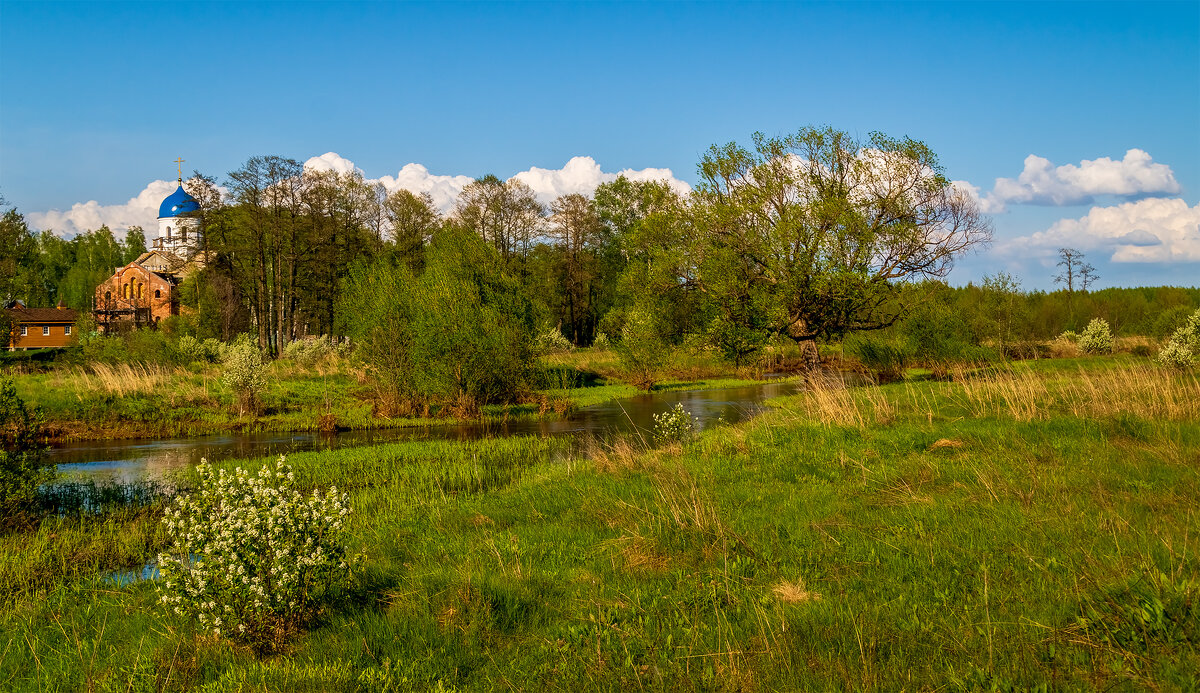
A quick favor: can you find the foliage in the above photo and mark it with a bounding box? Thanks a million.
[897,293,992,376]
[652,403,697,445]
[592,331,611,350]
[222,334,268,414]
[157,456,352,652]
[535,326,574,354]
[0,378,48,516]
[613,307,670,390]
[339,227,536,411]
[177,335,222,364]
[282,337,334,367]
[631,126,991,364]
[1156,308,1200,369]
[1077,318,1114,354]
[843,333,908,382]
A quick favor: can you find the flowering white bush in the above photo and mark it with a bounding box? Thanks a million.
[536,327,574,354]
[222,334,267,414]
[1157,308,1200,370]
[157,456,352,651]
[1077,318,1113,354]
[653,403,698,446]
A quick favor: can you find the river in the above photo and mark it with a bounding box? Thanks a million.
[51,379,817,483]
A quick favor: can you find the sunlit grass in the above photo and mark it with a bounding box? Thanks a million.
[2,356,1197,690]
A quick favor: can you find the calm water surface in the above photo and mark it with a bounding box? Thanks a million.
[52,379,824,483]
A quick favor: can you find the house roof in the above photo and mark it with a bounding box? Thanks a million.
[5,306,78,323]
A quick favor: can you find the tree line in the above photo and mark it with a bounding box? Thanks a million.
[4,127,1198,407]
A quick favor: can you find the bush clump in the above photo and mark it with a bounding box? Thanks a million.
[178,335,222,364]
[615,308,670,391]
[1156,308,1200,370]
[157,456,352,653]
[652,403,698,446]
[535,327,574,354]
[0,378,48,520]
[1077,318,1113,355]
[282,337,333,367]
[222,334,267,415]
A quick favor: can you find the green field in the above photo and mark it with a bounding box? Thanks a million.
[1,356,1197,690]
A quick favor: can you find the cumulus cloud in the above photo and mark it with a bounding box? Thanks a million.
[1004,197,1200,263]
[30,153,692,237]
[304,152,691,212]
[26,180,178,238]
[982,149,1180,212]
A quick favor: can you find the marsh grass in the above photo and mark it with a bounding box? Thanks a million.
[1,356,1197,690]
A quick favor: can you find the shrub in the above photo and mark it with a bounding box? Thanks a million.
[222,334,267,415]
[592,332,611,350]
[157,456,352,653]
[1057,330,1078,343]
[1156,308,1200,370]
[282,337,330,367]
[615,307,670,391]
[535,326,574,354]
[338,228,536,410]
[1077,318,1113,354]
[653,403,697,446]
[0,378,48,518]
[177,335,208,364]
[843,333,908,383]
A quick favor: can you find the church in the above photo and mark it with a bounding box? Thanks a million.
[94,164,206,332]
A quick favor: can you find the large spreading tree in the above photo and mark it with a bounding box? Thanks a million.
[642,126,992,363]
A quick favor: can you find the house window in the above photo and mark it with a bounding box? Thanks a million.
[42,326,50,336]
[65,325,72,336]
[20,326,27,336]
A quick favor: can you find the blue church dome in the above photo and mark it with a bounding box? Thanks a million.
[158,185,200,218]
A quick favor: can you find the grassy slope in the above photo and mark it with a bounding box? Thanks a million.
[1,358,1197,690]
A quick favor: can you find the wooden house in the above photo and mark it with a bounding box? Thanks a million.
[4,301,79,350]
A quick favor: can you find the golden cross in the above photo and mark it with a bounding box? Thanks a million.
[174,157,185,179]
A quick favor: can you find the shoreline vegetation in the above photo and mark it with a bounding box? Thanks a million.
[1,353,1197,690]
[6,347,797,443]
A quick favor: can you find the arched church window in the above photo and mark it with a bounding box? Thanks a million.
[181,228,187,241]
[166,226,172,239]
[138,284,144,299]
[155,289,161,299]
[105,291,111,301]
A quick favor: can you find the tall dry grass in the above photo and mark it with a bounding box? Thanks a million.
[954,363,1200,422]
[782,373,896,428]
[63,363,179,397]
[782,362,1199,427]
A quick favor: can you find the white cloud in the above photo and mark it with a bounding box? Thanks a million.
[30,153,693,236]
[304,152,691,212]
[984,149,1180,211]
[1005,197,1200,264]
[26,180,178,238]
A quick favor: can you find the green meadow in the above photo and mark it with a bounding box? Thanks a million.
[1,356,1197,691]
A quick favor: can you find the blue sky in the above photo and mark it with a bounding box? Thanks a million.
[2,1,1197,289]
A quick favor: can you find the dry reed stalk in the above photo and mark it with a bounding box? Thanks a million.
[950,363,1199,422]
[71,363,175,397]
[653,470,726,536]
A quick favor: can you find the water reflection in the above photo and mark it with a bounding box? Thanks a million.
[52,379,819,483]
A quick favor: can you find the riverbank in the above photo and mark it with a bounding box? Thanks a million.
[9,353,779,443]
[2,356,1196,690]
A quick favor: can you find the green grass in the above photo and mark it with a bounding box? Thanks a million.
[1,358,1197,690]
